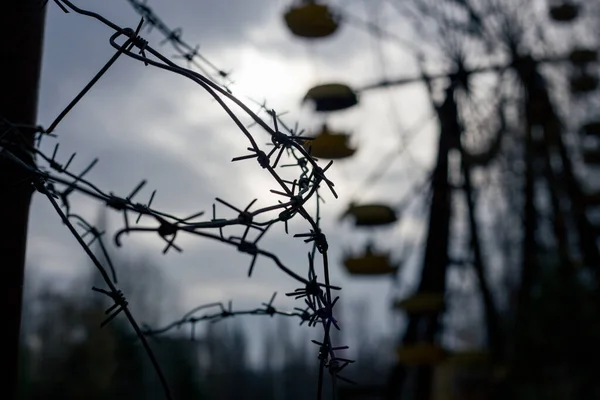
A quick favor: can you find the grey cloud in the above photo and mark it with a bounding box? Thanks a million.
[143,0,281,50]
[28,0,436,359]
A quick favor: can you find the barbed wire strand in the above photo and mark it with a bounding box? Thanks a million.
[120,0,427,210]
[124,0,235,91]
[0,1,360,398]
[142,294,313,338]
[33,178,174,399]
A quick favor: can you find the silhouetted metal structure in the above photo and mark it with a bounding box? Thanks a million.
[283,0,600,398]
[0,2,46,398]
[384,83,457,400]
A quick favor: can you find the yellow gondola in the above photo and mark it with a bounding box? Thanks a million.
[342,243,396,275]
[283,1,339,39]
[583,149,600,165]
[340,202,397,227]
[396,343,446,365]
[582,121,600,137]
[569,48,598,66]
[303,124,356,159]
[549,2,579,22]
[303,83,359,112]
[392,292,445,314]
[570,73,599,94]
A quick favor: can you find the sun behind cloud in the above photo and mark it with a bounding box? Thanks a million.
[228,47,314,104]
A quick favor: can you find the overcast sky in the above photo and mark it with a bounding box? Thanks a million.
[25,0,451,365]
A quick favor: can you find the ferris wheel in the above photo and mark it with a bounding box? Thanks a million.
[281,0,436,281]
[281,0,600,396]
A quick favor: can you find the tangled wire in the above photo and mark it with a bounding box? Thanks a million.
[1,0,354,398]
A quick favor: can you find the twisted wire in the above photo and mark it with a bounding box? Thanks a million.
[2,1,356,398]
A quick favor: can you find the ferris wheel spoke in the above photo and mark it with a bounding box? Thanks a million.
[332,7,422,55]
[346,113,436,202]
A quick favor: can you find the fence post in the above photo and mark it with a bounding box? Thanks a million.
[0,1,46,398]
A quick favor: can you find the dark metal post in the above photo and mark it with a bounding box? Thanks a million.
[0,1,46,398]
[460,145,504,362]
[385,85,456,400]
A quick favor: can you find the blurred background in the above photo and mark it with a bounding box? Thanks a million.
[15,0,600,399]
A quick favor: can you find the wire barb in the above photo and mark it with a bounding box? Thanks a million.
[7,1,349,399]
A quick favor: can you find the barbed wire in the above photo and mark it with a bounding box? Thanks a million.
[120,0,437,213]
[2,0,356,398]
[121,0,422,94]
[142,292,314,337]
[123,0,235,92]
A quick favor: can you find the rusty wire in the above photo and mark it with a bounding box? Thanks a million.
[1,0,354,398]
